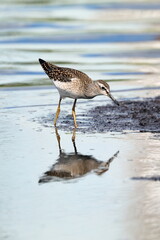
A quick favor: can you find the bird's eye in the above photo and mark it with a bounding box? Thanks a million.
[101,86,106,91]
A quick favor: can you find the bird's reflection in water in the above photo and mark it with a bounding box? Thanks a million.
[39,128,119,183]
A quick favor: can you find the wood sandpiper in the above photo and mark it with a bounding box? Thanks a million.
[39,58,119,128]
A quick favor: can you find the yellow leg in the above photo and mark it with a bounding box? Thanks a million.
[55,127,62,153]
[54,98,62,126]
[72,99,78,128]
[72,127,76,143]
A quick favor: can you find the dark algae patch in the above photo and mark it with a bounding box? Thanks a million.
[87,96,160,133]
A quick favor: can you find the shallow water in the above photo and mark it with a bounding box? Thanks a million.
[0,0,160,240]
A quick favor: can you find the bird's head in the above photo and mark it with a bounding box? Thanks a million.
[96,80,119,106]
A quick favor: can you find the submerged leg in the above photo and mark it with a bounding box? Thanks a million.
[54,97,62,126]
[72,128,77,154]
[72,99,78,128]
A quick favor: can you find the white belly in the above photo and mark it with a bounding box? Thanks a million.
[52,79,85,99]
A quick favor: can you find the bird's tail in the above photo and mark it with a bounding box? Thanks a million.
[39,58,56,79]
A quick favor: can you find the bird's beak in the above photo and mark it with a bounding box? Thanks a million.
[108,92,120,106]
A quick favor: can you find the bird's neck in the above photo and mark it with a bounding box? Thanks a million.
[85,81,100,98]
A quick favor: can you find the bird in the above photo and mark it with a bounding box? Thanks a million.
[39,58,119,128]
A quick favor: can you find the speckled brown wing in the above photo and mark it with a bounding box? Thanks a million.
[39,58,92,83]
